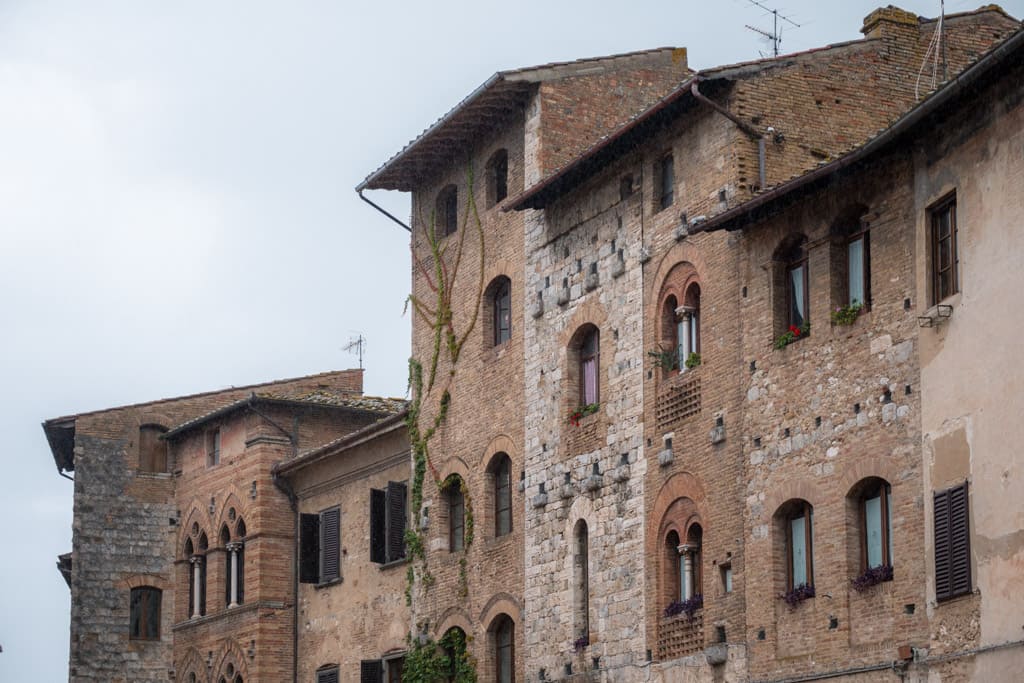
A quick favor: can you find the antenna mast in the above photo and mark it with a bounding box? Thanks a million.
[744,0,801,57]
[343,333,366,370]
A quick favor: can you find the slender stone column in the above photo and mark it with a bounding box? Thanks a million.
[190,555,203,618]
[227,543,241,607]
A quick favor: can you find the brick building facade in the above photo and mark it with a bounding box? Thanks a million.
[47,5,1023,683]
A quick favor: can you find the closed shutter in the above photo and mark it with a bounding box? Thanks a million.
[934,482,971,601]
[386,481,407,562]
[300,513,320,584]
[370,488,386,564]
[320,507,341,582]
[360,659,383,683]
[949,482,971,598]
[315,666,339,683]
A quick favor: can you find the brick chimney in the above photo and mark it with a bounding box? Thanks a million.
[862,5,920,39]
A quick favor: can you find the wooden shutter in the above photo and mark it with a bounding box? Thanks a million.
[299,513,320,584]
[320,507,341,582]
[949,483,971,598]
[386,481,407,562]
[360,660,383,683]
[316,666,339,683]
[934,482,971,601]
[370,488,386,564]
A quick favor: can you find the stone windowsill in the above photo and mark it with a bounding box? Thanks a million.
[172,601,260,631]
[378,557,409,572]
[314,576,343,590]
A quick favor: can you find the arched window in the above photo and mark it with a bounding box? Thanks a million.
[492,615,515,683]
[681,524,703,600]
[218,663,243,683]
[129,586,161,640]
[441,627,468,679]
[492,277,512,346]
[576,327,600,406]
[186,532,208,618]
[446,477,465,552]
[490,453,513,537]
[487,149,509,207]
[677,284,701,370]
[574,520,590,641]
[854,479,893,572]
[436,184,458,236]
[222,519,246,607]
[779,500,813,590]
[665,530,682,600]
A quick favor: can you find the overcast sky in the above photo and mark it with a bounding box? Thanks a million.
[1,1,1020,679]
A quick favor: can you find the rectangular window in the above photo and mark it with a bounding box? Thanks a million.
[450,487,465,552]
[206,429,220,467]
[930,194,958,304]
[847,231,870,306]
[370,481,408,564]
[787,262,808,329]
[934,482,971,602]
[790,515,808,586]
[360,660,383,683]
[300,507,341,585]
[721,564,733,593]
[385,656,405,683]
[658,154,675,211]
[129,587,161,640]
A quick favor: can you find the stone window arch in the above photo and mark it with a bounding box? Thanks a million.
[655,262,701,376]
[221,518,246,608]
[183,528,208,618]
[489,613,515,683]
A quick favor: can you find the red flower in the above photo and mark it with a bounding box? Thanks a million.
[789,325,801,337]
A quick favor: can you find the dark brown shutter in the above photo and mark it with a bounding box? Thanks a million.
[370,489,386,564]
[360,660,383,683]
[949,482,971,598]
[386,481,407,562]
[316,666,339,683]
[300,513,320,583]
[320,507,341,582]
[933,488,951,600]
[934,482,971,601]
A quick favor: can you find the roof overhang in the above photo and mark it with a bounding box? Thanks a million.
[43,418,76,473]
[273,410,409,478]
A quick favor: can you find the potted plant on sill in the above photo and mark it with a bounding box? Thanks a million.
[851,564,893,592]
[568,402,599,427]
[664,594,703,619]
[831,301,864,326]
[779,583,815,607]
[684,352,701,370]
[648,348,678,373]
[774,322,810,350]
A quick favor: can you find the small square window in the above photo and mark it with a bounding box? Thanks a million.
[720,564,733,593]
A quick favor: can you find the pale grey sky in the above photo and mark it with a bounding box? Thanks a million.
[2,1,1019,679]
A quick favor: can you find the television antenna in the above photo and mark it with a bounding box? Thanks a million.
[343,333,366,369]
[744,0,801,58]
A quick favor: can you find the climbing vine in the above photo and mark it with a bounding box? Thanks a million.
[403,168,485,617]
[403,627,477,683]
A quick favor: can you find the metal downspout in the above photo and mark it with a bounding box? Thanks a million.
[690,78,767,190]
[358,191,413,232]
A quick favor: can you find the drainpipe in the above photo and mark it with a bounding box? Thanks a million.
[690,78,768,190]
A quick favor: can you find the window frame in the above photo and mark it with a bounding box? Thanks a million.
[494,616,515,683]
[578,328,600,406]
[658,153,675,211]
[206,428,221,467]
[370,481,407,565]
[448,480,466,553]
[493,278,512,346]
[129,586,162,640]
[930,193,959,305]
[786,252,810,331]
[493,455,512,537]
[860,481,893,571]
[488,149,509,207]
[785,501,814,591]
[436,185,458,237]
[316,664,340,683]
[846,223,871,308]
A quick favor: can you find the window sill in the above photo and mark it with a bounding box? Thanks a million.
[314,576,343,590]
[378,557,409,571]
